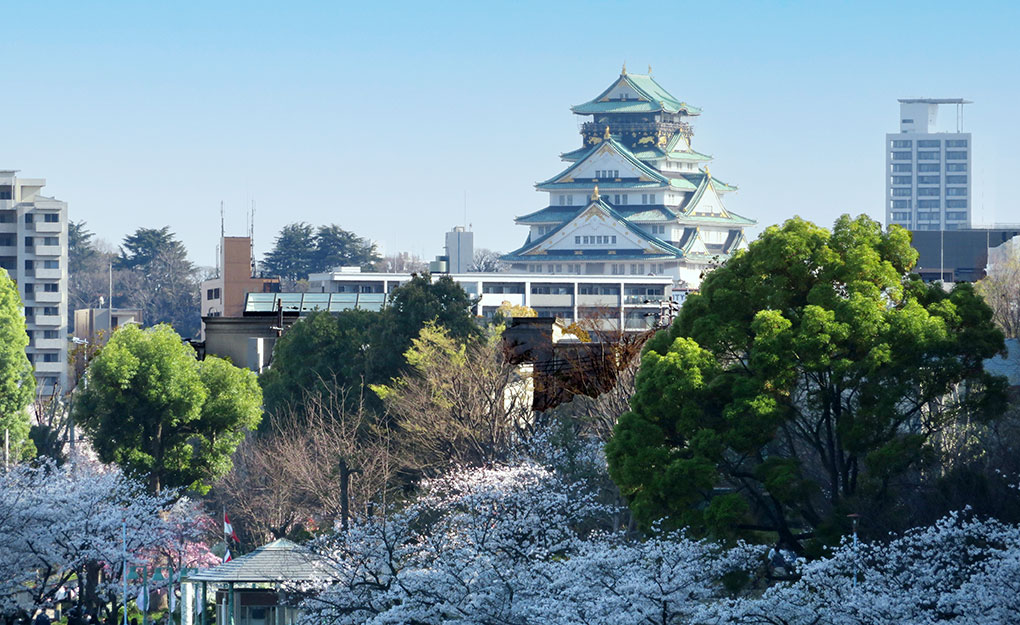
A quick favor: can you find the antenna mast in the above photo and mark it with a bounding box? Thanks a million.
[250,200,256,278]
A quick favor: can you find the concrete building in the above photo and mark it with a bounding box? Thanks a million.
[0,171,68,394]
[909,227,1020,282]
[444,226,474,273]
[200,236,280,338]
[887,99,972,231]
[503,67,754,287]
[306,268,677,332]
[73,307,143,345]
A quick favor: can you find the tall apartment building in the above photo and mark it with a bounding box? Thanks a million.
[886,99,972,231]
[0,171,68,394]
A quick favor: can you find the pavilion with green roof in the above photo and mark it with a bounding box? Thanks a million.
[503,66,754,288]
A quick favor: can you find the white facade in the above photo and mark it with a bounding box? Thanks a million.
[886,99,972,230]
[307,269,679,332]
[0,171,68,394]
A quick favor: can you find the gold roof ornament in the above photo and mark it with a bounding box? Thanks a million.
[604,125,611,139]
[648,64,652,75]
[705,166,712,179]
[592,185,600,201]
[621,62,627,75]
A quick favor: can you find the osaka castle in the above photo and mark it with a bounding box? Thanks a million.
[503,67,754,287]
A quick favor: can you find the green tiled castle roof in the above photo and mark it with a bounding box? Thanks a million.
[571,72,701,116]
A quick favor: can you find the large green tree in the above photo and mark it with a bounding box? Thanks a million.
[0,268,36,460]
[606,215,1008,553]
[261,273,479,417]
[113,227,201,337]
[262,223,380,281]
[74,324,262,493]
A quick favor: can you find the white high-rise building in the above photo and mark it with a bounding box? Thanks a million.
[886,99,972,231]
[0,171,68,394]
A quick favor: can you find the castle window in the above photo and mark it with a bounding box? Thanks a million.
[620,195,628,205]
[567,195,573,206]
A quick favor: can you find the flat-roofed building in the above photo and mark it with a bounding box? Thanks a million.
[887,99,973,231]
[0,170,68,395]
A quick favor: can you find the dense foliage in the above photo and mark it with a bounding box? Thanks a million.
[0,268,35,460]
[607,215,1008,553]
[262,222,380,281]
[70,223,202,338]
[261,273,478,417]
[74,324,262,493]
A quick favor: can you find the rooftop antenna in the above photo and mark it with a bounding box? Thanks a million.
[220,200,225,239]
[250,200,257,278]
[463,190,467,228]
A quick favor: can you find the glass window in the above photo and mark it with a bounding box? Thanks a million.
[946,211,968,220]
[24,214,33,224]
[918,139,941,148]
[43,283,57,292]
[43,306,58,315]
[43,214,59,223]
[946,139,968,148]
[891,140,912,148]
[574,236,580,244]
[891,200,910,208]
[891,176,912,185]
[566,195,573,206]
[946,199,968,208]
[917,176,940,184]
[917,151,940,161]
[43,260,58,269]
[946,175,967,184]
[917,188,939,196]
[918,200,940,208]
[891,189,912,197]
[946,188,967,196]
[43,330,58,339]
[892,212,911,221]
[892,164,912,172]
[891,151,911,161]
[947,163,967,172]
[946,151,967,160]
[620,195,628,205]
[918,163,940,172]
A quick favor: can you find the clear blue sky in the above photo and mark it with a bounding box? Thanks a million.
[3,1,1018,268]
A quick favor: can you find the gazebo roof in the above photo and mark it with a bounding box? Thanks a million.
[185,539,333,583]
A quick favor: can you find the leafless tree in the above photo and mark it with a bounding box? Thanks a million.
[375,323,533,477]
[976,242,1020,338]
[214,384,394,546]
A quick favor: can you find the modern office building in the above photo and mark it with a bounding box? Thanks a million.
[503,67,754,288]
[0,171,68,394]
[886,99,972,231]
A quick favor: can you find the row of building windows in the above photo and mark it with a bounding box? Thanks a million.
[893,174,968,184]
[891,209,969,222]
[594,170,620,179]
[891,151,968,161]
[526,264,585,273]
[24,282,59,293]
[23,236,60,246]
[24,259,59,269]
[889,199,968,209]
[576,235,617,245]
[891,139,970,148]
[25,306,60,316]
[892,163,968,173]
[891,188,968,198]
[26,329,61,339]
[648,225,666,235]
[609,263,651,275]
[640,194,657,204]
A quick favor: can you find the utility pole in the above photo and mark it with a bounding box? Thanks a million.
[338,457,360,532]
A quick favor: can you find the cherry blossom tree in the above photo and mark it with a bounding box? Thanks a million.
[0,460,211,619]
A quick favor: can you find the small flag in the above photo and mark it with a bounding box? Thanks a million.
[136,587,148,611]
[223,546,231,563]
[224,512,239,543]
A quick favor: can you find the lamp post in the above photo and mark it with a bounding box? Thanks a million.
[848,513,861,590]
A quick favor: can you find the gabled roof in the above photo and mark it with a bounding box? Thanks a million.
[537,135,669,189]
[676,175,755,226]
[571,72,701,116]
[503,198,687,261]
[185,539,333,583]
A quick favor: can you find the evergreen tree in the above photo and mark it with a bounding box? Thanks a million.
[262,222,316,281]
[0,269,36,461]
[314,224,379,273]
[74,324,261,493]
[607,215,1008,553]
